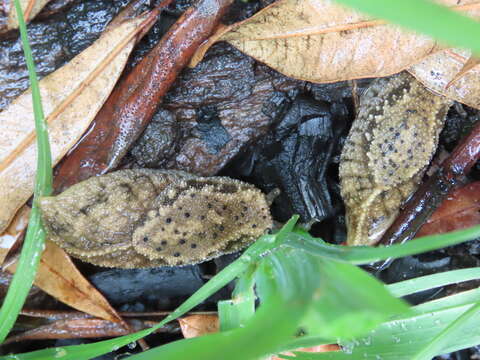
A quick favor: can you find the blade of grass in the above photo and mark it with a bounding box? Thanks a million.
[0,0,52,343]
[412,302,480,359]
[1,218,299,360]
[388,267,480,298]
[218,263,256,331]
[287,225,480,264]
[334,0,480,55]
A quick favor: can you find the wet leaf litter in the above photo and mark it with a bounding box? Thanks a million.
[2,0,480,358]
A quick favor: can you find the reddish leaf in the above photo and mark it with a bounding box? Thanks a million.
[417,181,480,237]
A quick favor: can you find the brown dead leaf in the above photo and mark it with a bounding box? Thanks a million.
[178,314,219,338]
[417,182,480,237]
[409,48,480,109]
[1,0,52,34]
[192,0,480,83]
[0,14,151,234]
[3,318,131,344]
[269,344,340,359]
[6,241,122,323]
[0,205,30,265]
[445,55,480,89]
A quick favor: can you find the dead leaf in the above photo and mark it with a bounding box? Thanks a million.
[0,205,30,265]
[0,14,151,234]
[192,0,480,83]
[417,182,480,237]
[178,314,219,338]
[6,241,122,323]
[3,318,132,344]
[445,55,480,89]
[1,0,52,34]
[409,48,480,109]
[269,344,340,359]
[53,0,234,192]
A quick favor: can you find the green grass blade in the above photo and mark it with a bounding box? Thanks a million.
[412,287,480,315]
[334,0,480,55]
[1,219,298,360]
[0,0,53,343]
[218,264,256,331]
[128,295,305,360]
[300,257,408,339]
[287,225,480,264]
[388,267,480,298]
[413,302,480,359]
[128,245,317,360]
[284,303,480,360]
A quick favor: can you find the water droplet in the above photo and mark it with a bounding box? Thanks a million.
[341,342,354,354]
[54,348,67,358]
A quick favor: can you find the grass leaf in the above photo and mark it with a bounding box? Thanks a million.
[287,225,480,264]
[0,0,52,343]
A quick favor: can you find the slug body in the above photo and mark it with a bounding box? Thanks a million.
[339,72,451,246]
[40,169,272,268]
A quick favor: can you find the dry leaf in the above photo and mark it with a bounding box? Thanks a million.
[3,318,130,344]
[1,0,52,34]
[178,314,219,338]
[0,14,149,234]
[417,182,480,237]
[192,0,480,83]
[269,344,340,359]
[5,241,122,323]
[0,205,30,265]
[409,48,480,109]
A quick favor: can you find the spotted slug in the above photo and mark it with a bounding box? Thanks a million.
[339,72,452,246]
[39,169,272,268]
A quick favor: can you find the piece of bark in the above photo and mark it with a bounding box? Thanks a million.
[54,0,235,193]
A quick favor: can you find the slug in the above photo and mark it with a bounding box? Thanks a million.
[39,169,272,268]
[339,72,452,246]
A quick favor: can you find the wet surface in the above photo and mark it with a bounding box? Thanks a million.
[0,0,130,111]
[128,42,302,175]
[1,0,480,358]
